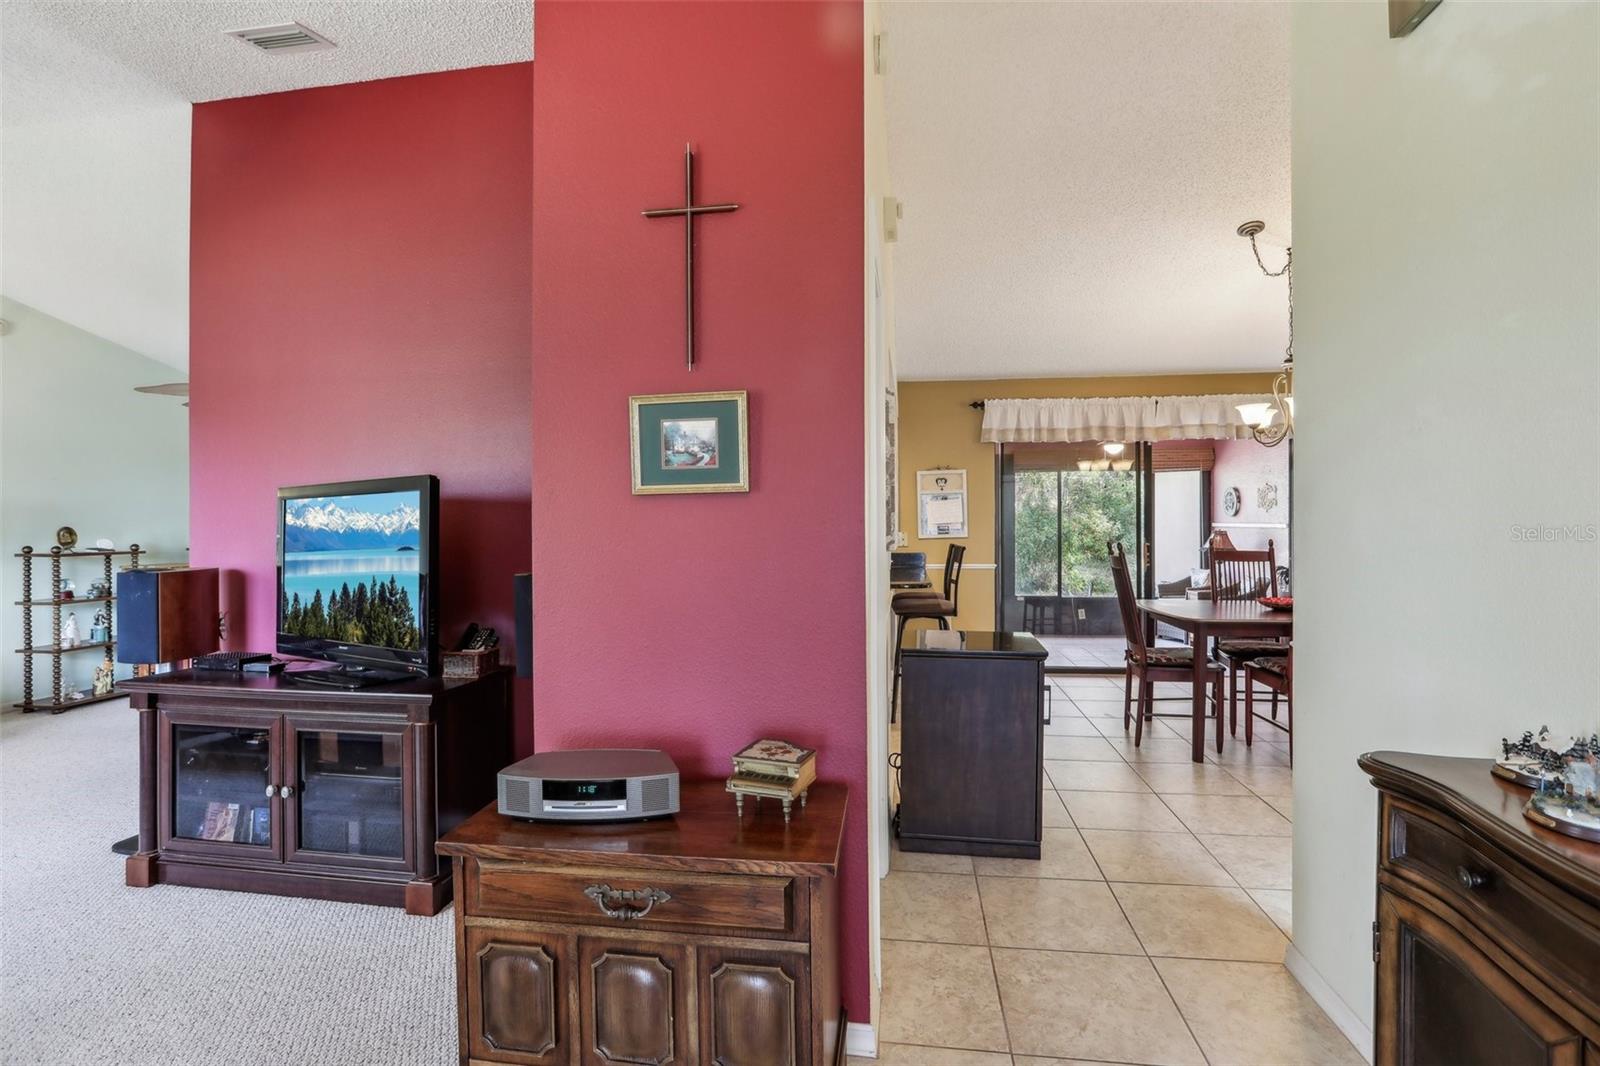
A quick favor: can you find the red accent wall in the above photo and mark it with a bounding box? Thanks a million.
[190,64,534,751]
[530,0,867,1021]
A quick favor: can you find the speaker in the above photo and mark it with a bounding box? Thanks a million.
[513,572,532,678]
[117,568,221,664]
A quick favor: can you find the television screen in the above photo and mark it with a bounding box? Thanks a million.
[277,476,438,673]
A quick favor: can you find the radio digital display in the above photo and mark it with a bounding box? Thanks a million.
[543,778,627,803]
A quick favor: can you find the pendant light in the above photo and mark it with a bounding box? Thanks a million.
[1235,220,1293,447]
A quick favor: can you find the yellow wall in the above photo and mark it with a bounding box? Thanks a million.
[896,373,1279,631]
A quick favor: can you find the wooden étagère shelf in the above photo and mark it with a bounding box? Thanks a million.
[13,544,142,713]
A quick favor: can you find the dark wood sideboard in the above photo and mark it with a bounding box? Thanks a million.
[437,780,847,1066]
[120,667,512,915]
[1361,751,1600,1066]
[898,630,1046,858]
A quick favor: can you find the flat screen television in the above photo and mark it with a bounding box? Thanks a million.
[276,475,440,676]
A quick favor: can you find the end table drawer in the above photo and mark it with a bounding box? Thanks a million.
[471,860,795,935]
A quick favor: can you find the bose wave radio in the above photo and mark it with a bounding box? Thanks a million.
[497,749,680,823]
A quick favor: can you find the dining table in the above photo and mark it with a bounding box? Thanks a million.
[1134,598,1293,762]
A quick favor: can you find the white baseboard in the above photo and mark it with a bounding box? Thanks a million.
[845,1020,877,1058]
[1284,944,1374,1064]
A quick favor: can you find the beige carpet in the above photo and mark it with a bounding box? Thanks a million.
[0,698,456,1065]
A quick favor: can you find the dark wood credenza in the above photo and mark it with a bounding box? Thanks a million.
[437,780,846,1066]
[120,667,512,915]
[898,630,1046,858]
[1362,751,1600,1066]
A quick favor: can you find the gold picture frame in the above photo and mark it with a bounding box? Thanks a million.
[629,390,750,495]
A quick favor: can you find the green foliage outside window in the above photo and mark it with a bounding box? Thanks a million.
[1013,469,1138,597]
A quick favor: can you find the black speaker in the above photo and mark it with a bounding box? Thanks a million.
[118,568,221,664]
[513,572,532,678]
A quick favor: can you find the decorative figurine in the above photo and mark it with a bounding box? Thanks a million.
[92,661,114,697]
[94,537,115,551]
[1517,729,1600,842]
[59,578,75,601]
[60,612,81,647]
[90,605,111,645]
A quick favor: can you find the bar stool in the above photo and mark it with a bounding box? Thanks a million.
[890,543,964,723]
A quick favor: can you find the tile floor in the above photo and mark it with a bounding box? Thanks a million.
[859,676,1360,1066]
[1036,634,1188,672]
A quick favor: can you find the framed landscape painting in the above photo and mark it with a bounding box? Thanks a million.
[629,390,749,494]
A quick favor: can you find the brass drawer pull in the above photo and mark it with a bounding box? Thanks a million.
[1457,865,1490,890]
[583,883,671,921]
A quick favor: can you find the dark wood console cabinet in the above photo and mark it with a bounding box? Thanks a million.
[437,780,846,1066]
[121,667,512,915]
[1362,751,1600,1066]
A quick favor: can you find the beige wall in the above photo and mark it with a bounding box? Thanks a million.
[1290,1,1598,1054]
[896,373,1277,631]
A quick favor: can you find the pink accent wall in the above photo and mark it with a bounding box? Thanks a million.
[189,64,534,750]
[530,0,868,1020]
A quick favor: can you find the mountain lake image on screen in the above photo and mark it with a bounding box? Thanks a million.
[279,491,423,652]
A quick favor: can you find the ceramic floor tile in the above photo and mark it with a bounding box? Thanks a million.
[1103,736,1210,764]
[1155,958,1366,1065]
[1070,699,1129,719]
[881,870,988,945]
[1080,829,1235,886]
[1014,1059,1118,1066]
[1228,763,1295,798]
[1112,882,1289,962]
[1266,793,1294,821]
[1206,741,1292,768]
[1161,793,1293,836]
[1134,761,1252,796]
[1045,759,1150,793]
[1249,888,1294,937]
[879,940,1009,1052]
[892,843,975,874]
[972,827,1103,880]
[1199,833,1292,890]
[979,876,1143,954]
[1041,788,1074,827]
[991,948,1205,1065]
[1060,790,1187,832]
[1043,735,1123,761]
[1043,714,1104,737]
[850,1044,1012,1065]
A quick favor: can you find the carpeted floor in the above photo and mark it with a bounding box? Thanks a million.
[0,698,457,1065]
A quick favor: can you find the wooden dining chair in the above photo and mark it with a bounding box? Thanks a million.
[890,543,965,722]
[1108,541,1224,749]
[1209,540,1289,735]
[1243,647,1292,763]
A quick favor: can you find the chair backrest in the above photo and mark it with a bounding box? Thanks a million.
[940,543,966,611]
[1210,540,1279,601]
[1107,540,1148,663]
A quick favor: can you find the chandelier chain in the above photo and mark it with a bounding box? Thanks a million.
[1246,231,1293,365]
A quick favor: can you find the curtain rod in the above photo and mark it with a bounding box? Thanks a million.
[969,401,986,409]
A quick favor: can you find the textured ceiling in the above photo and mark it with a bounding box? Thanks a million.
[0,1,533,372]
[883,1,1290,380]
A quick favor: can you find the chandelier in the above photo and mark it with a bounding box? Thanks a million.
[1076,442,1136,473]
[1235,220,1293,447]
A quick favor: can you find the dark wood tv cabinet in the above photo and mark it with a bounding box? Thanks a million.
[437,780,847,1066]
[1362,751,1600,1066]
[121,667,512,915]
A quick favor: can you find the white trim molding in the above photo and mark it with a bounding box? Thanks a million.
[845,1021,877,1058]
[1284,944,1374,1064]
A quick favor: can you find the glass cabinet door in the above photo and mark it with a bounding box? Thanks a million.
[167,720,278,853]
[286,723,410,867]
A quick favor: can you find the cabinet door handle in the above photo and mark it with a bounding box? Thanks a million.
[1457,865,1489,890]
[265,784,277,798]
[583,883,671,921]
[279,785,294,799]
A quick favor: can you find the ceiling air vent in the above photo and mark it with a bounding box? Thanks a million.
[226,22,335,54]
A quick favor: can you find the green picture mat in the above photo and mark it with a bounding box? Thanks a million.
[635,397,744,487]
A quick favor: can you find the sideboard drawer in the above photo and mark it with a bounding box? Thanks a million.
[1385,797,1600,1005]
[470,860,795,935]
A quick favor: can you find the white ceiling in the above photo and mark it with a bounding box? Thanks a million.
[0,2,533,372]
[883,1,1291,381]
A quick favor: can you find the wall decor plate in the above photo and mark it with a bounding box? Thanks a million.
[1222,487,1242,517]
[629,390,748,494]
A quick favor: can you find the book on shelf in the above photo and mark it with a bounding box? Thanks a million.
[199,801,240,842]
[245,806,270,844]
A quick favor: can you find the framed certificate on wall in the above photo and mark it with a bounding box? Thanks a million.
[916,469,968,539]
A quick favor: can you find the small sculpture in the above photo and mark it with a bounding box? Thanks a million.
[92,661,114,697]
[90,605,111,645]
[60,612,81,647]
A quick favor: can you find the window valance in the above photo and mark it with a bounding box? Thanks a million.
[979,394,1281,444]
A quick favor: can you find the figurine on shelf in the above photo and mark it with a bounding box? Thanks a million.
[60,612,81,647]
[87,580,112,600]
[90,605,111,645]
[92,661,114,697]
[59,578,76,601]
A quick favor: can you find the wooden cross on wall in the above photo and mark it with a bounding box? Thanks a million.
[643,144,740,371]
